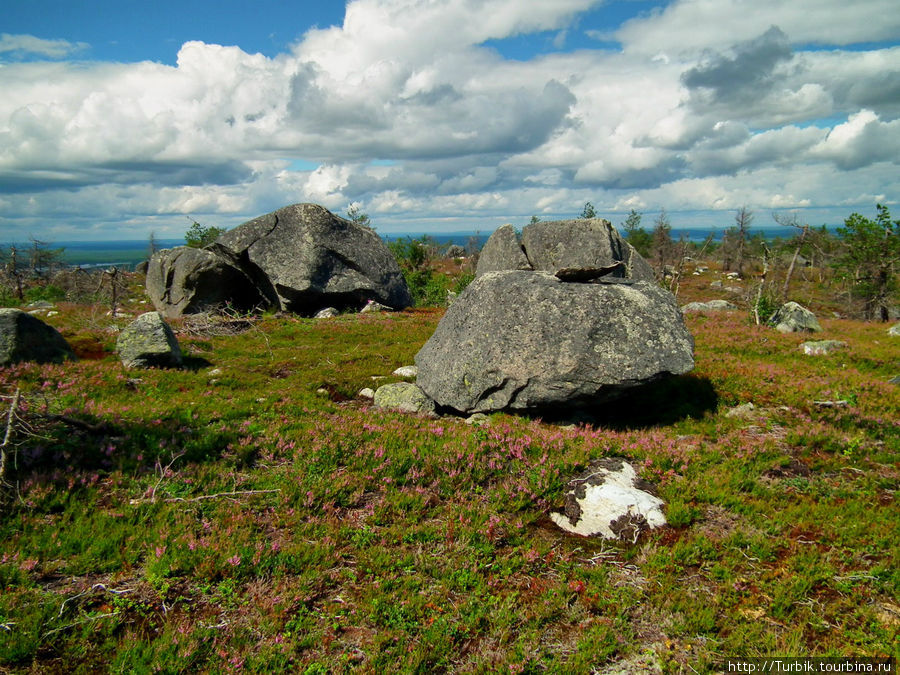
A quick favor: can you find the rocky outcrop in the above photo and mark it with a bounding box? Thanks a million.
[550,458,666,541]
[147,204,412,317]
[768,302,822,333]
[414,271,694,414]
[0,309,76,366]
[475,219,654,281]
[116,312,183,369]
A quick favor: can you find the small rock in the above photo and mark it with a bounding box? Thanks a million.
[360,300,391,313]
[465,413,489,426]
[208,368,223,377]
[800,340,847,355]
[116,312,182,369]
[768,301,822,333]
[46,311,59,317]
[373,382,436,415]
[314,307,339,319]
[358,387,375,399]
[392,365,418,378]
[889,375,900,385]
[316,388,329,396]
[888,323,900,337]
[725,402,756,418]
[550,458,666,541]
[26,300,56,309]
[681,300,738,313]
[710,280,723,289]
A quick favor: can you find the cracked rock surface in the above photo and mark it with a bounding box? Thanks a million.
[147,204,411,317]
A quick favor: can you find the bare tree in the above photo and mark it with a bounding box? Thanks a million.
[773,212,809,300]
[733,206,753,278]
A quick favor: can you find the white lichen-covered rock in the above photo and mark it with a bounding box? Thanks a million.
[392,365,418,378]
[358,387,375,399]
[681,300,738,313]
[888,323,900,337]
[768,301,822,333]
[551,458,666,542]
[800,340,847,355]
[314,307,339,318]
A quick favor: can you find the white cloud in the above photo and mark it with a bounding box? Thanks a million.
[0,0,897,240]
[0,33,89,59]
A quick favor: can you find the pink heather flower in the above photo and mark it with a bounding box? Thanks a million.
[154,546,166,558]
[227,555,242,567]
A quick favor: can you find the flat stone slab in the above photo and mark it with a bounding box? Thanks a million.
[550,457,666,541]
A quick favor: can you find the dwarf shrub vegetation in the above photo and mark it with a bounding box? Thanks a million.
[0,219,897,672]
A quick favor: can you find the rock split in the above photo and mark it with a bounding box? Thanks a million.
[147,203,412,318]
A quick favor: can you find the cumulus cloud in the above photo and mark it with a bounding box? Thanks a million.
[0,0,898,239]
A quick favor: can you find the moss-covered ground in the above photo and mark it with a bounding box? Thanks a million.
[0,263,897,673]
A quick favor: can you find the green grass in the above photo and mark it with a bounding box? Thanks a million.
[0,266,897,673]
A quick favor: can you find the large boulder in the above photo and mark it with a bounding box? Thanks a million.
[215,203,411,314]
[768,301,822,333]
[146,204,412,317]
[414,271,694,414]
[475,218,655,282]
[0,309,76,366]
[146,247,267,318]
[116,312,183,369]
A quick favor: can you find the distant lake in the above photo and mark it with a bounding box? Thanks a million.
[17,225,818,268]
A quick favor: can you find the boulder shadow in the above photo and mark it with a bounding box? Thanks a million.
[538,373,719,430]
[181,355,214,371]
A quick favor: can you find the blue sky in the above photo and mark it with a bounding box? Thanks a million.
[1,0,899,240]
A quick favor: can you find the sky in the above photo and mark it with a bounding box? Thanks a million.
[1,0,899,241]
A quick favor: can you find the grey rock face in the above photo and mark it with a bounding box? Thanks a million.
[475,224,532,275]
[550,457,666,541]
[476,219,655,282]
[373,382,436,415]
[217,203,411,314]
[769,301,822,333]
[117,312,183,369]
[521,219,655,281]
[146,204,411,317]
[414,271,694,414]
[146,247,265,318]
[0,309,76,366]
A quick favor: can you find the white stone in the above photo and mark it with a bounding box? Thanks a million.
[358,387,375,399]
[392,365,418,378]
[551,459,666,541]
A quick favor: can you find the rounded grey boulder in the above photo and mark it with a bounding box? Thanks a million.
[768,301,822,333]
[117,312,183,369]
[414,271,695,414]
[0,309,76,366]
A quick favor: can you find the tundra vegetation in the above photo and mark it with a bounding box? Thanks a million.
[0,207,897,673]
